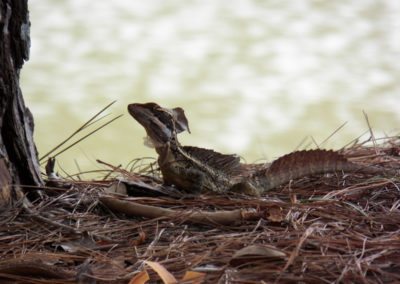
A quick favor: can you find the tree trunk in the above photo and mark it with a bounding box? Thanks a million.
[0,0,42,207]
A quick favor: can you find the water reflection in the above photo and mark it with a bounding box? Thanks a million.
[22,1,400,176]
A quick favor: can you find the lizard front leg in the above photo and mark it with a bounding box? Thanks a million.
[229,181,261,197]
[161,165,207,194]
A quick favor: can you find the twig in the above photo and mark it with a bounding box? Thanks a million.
[320,121,348,147]
[99,195,260,225]
[39,101,117,162]
[23,203,82,235]
[363,111,378,154]
[44,114,123,162]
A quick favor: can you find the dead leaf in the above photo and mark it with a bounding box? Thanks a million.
[181,271,205,283]
[290,192,297,204]
[105,181,127,195]
[130,230,146,246]
[267,205,284,222]
[230,245,286,267]
[59,234,98,253]
[129,270,150,284]
[144,261,177,284]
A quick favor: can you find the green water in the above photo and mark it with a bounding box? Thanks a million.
[21,1,400,178]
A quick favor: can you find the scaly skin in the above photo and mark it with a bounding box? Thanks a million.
[128,102,397,196]
[232,149,396,196]
[128,103,240,193]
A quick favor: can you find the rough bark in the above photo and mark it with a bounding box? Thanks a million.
[0,0,42,207]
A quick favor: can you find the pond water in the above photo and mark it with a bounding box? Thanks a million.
[22,0,400,177]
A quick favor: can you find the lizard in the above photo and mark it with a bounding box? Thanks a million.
[128,102,397,196]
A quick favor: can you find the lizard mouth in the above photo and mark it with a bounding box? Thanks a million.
[128,102,191,148]
[128,103,174,147]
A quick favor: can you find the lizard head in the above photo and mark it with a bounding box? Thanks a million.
[128,102,190,148]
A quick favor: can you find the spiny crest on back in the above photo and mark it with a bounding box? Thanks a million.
[182,146,242,174]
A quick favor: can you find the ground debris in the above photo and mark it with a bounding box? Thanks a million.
[1,138,399,283]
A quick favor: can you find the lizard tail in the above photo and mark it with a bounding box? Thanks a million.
[259,149,396,192]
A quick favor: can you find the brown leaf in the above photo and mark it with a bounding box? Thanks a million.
[230,245,286,267]
[144,261,177,284]
[181,271,206,283]
[129,270,150,284]
[267,205,284,222]
[130,230,146,246]
[105,181,128,195]
[59,234,98,253]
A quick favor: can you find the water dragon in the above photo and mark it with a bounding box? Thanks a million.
[128,102,397,196]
